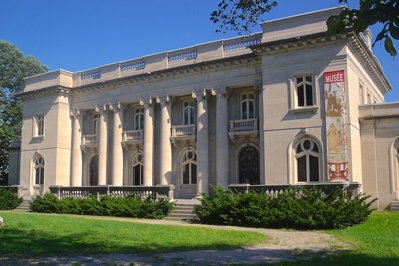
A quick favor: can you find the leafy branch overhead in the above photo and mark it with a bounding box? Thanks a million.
[211,0,399,56]
[210,0,278,33]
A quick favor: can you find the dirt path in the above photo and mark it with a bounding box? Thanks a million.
[0,216,348,265]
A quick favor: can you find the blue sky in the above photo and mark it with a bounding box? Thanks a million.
[1,0,398,101]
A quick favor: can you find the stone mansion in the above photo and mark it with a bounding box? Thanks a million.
[8,7,399,210]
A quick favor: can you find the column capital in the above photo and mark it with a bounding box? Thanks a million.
[69,109,81,119]
[95,104,107,114]
[109,102,122,113]
[140,98,153,107]
[192,90,207,101]
[156,95,170,106]
[211,88,228,98]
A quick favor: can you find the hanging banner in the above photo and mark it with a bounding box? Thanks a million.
[324,70,349,182]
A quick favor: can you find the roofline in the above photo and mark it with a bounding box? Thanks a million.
[261,6,345,25]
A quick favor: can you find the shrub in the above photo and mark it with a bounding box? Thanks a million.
[194,186,375,230]
[0,187,23,210]
[30,193,174,219]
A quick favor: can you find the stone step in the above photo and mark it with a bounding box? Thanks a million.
[390,201,399,211]
[166,201,200,220]
[15,200,31,212]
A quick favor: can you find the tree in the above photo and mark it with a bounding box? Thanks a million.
[0,40,47,185]
[211,0,399,56]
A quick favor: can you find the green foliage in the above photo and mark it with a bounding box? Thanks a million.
[0,40,47,185]
[30,193,174,219]
[212,1,399,56]
[194,186,375,230]
[210,0,278,33]
[327,0,399,56]
[0,187,22,210]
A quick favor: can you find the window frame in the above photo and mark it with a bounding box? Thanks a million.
[289,73,318,113]
[240,92,256,120]
[182,100,196,125]
[181,149,197,185]
[132,152,144,185]
[33,154,45,185]
[33,114,45,138]
[134,107,144,130]
[295,138,321,183]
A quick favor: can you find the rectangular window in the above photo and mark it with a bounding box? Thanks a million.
[183,100,195,125]
[35,115,44,136]
[240,92,255,120]
[295,75,314,107]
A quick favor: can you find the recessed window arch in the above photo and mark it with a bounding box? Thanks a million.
[134,108,144,130]
[181,149,197,185]
[240,92,255,120]
[295,137,320,182]
[33,154,45,185]
[183,100,196,125]
[238,145,260,185]
[132,152,144,185]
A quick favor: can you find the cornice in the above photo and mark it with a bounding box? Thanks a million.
[16,86,71,100]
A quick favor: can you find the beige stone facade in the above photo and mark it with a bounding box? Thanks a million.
[13,7,397,209]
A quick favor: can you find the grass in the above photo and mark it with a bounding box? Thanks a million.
[0,211,266,257]
[274,211,399,266]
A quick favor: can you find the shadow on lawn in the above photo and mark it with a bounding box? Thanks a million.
[0,227,251,257]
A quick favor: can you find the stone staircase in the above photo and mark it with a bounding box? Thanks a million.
[390,201,399,211]
[165,199,200,221]
[15,199,31,212]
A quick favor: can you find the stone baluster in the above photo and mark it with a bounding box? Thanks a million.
[70,109,83,186]
[157,96,172,185]
[193,90,209,196]
[110,103,123,186]
[141,99,154,186]
[96,105,108,185]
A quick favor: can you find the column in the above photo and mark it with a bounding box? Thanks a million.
[194,90,209,196]
[213,89,229,188]
[110,103,123,186]
[70,109,82,186]
[141,99,154,186]
[96,105,108,185]
[157,96,172,185]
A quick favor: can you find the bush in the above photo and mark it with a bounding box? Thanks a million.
[194,186,375,230]
[0,187,22,210]
[30,193,174,219]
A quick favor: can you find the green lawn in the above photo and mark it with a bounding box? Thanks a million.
[0,211,266,256]
[275,211,399,266]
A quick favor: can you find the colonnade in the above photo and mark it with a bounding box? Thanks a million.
[69,89,230,196]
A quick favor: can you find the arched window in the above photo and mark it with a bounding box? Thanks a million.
[132,153,144,185]
[182,149,197,184]
[34,154,45,185]
[134,108,144,130]
[238,145,260,185]
[183,101,195,125]
[295,138,320,182]
[92,114,99,135]
[240,93,255,120]
[89,155,98,186]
